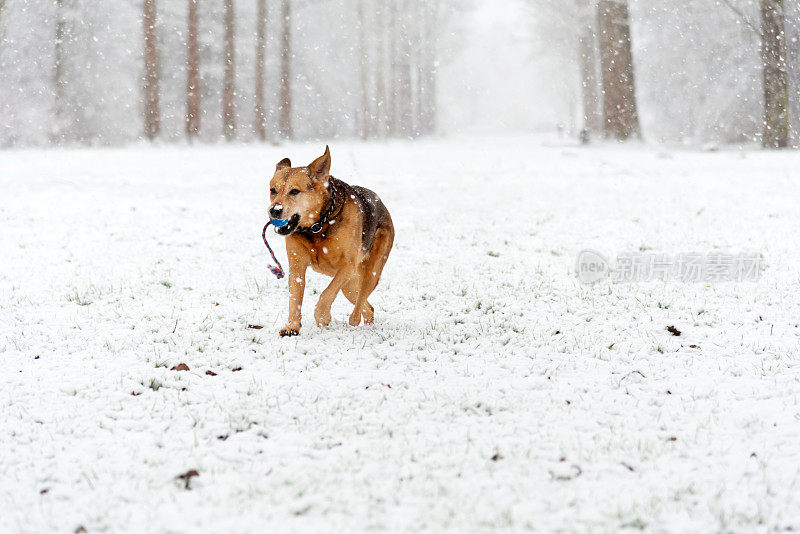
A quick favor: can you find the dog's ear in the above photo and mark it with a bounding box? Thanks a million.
[276,158,291,171]
[307,146,331,181]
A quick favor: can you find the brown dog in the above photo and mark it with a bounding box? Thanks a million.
[268,146,394,336]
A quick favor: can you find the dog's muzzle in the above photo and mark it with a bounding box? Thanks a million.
[269,204,284,219]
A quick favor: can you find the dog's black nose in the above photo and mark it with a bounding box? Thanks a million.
[269,205,283,219]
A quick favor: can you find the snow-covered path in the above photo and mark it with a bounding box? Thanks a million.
[2,137,800,532]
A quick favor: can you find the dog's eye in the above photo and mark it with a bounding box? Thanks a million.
[288,189,301,196]
[269,188,277,195]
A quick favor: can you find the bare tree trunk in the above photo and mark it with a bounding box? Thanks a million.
[579,21,600,136]
[789,2,800,146]
[761,0,789,148]
[54,0,67,143]
[222,0,236,140]
[186,0,200,139]
[143,0,160,140]
[415,0,425,136]
[387,0,398,137]
[254,0,267,141]
[423,63,437,135]
[397,0,412,137]
[375,3,387,138]
[420,0,438,135]
[0,1,7,40]
[279,0,292,140]
[597,0,640,140]
[358,0,369,140]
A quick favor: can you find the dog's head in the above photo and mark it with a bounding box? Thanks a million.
[268,146,332,236]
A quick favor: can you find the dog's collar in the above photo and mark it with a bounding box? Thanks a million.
[298,176,341,235]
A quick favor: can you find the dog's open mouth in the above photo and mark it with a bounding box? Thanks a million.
[274,214,301,235]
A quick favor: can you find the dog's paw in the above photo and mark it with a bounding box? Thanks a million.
[362,307,374,324]
[348,311,362,327]
[314,308,331,327]
[279,326,300,337]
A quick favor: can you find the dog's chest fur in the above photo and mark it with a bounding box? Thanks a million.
[288,178,390,277]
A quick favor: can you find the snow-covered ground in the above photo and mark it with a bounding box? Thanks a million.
[2,136,800,532]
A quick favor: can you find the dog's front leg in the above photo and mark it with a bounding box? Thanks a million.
[314,268,355,327]
[280,242,308,337]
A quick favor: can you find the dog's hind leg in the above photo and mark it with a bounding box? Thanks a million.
[346,271,370,327]
[345,227,394,326]
[315,267,355,327]
[342,282,374,323]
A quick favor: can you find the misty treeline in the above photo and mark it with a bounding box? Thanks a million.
[0,0,448,147]
[532,0,800,148]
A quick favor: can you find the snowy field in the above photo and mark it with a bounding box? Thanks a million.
[3,136,800,532]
